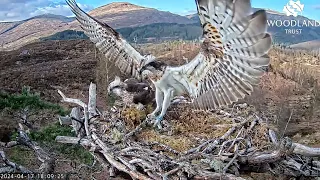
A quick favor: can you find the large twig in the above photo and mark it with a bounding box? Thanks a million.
[0,141,19,148]
[88,82,98,119]
[100,151,152,180]
[202,126,237,153]
[57,90,87,108]
[238,138,293,164]
[58,90,90,137]
[292,143,320,157]
[55,136,92,147]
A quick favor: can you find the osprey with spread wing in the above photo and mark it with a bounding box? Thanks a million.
[66,0,271,128]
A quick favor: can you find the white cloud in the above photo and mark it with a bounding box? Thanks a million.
[0,0,93,22]
[176,9,197,16]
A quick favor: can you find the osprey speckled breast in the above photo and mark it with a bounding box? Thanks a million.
[66,0,271,128]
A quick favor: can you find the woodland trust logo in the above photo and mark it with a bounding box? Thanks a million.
[267,0,320,35]
[283,0,304,17]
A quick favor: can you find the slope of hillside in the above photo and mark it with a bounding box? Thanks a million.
[0,22,20,36]
[0,14,73,50]
[290,40,320,50]
[42,23,202,43]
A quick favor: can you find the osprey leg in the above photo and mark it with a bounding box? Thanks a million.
[154,88,174,127]
[148,88,163,117]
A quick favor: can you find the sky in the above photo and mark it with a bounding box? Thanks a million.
[0,0,319,22]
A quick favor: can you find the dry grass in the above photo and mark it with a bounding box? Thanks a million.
[137,130,194,153]
[129,105,233,152]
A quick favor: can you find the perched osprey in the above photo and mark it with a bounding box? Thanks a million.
[66,0,271,128]
[107,76,155,108]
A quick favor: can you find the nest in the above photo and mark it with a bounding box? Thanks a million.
[56,84,320,179]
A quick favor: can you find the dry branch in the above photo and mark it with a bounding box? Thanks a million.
[55,136,92,147]
[88,82,98,118]
[292,143,320,157]
[101,151,152,180]
[0,141,19,148]
[58,89,90,137]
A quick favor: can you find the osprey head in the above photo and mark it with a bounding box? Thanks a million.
[107,76,126,97]
[139,55,166,80]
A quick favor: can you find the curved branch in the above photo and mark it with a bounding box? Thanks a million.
[292,143,320,157]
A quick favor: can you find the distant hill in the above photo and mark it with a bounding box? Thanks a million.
[79,2,195,28]
[41,23,202,43]
[290,40,320,50]
[1,2,319,50]
[0,14,73,50]
[26,14,75,22]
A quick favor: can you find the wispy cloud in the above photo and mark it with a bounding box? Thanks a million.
[0,0,93,22]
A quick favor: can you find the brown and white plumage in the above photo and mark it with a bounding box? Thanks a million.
[169,0,271,110]
[65,0,154,80]
[66,0,271,127]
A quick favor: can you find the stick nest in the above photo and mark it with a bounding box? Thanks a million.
[56,85,320,179]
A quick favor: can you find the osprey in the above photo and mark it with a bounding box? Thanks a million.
[107,76,155,109]
[66,0,271,128]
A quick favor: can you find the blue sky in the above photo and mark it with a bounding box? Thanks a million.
[77,0,319,19]
[0,0,319,22]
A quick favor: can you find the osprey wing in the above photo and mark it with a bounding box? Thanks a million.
[66,0,145,79]
[169,0,271,110]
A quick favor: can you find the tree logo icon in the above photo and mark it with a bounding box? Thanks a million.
[283,0,304,17]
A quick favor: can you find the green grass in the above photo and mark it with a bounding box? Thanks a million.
[0,87,69,116]
[8,146,34,166]
[30,122,74,142]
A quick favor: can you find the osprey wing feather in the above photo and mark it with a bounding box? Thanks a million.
[66,0,145,79]
[170,0,271,110]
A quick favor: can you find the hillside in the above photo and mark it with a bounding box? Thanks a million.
[290,40,320,50]
[0,14,73,50]
[41,23,202,43]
